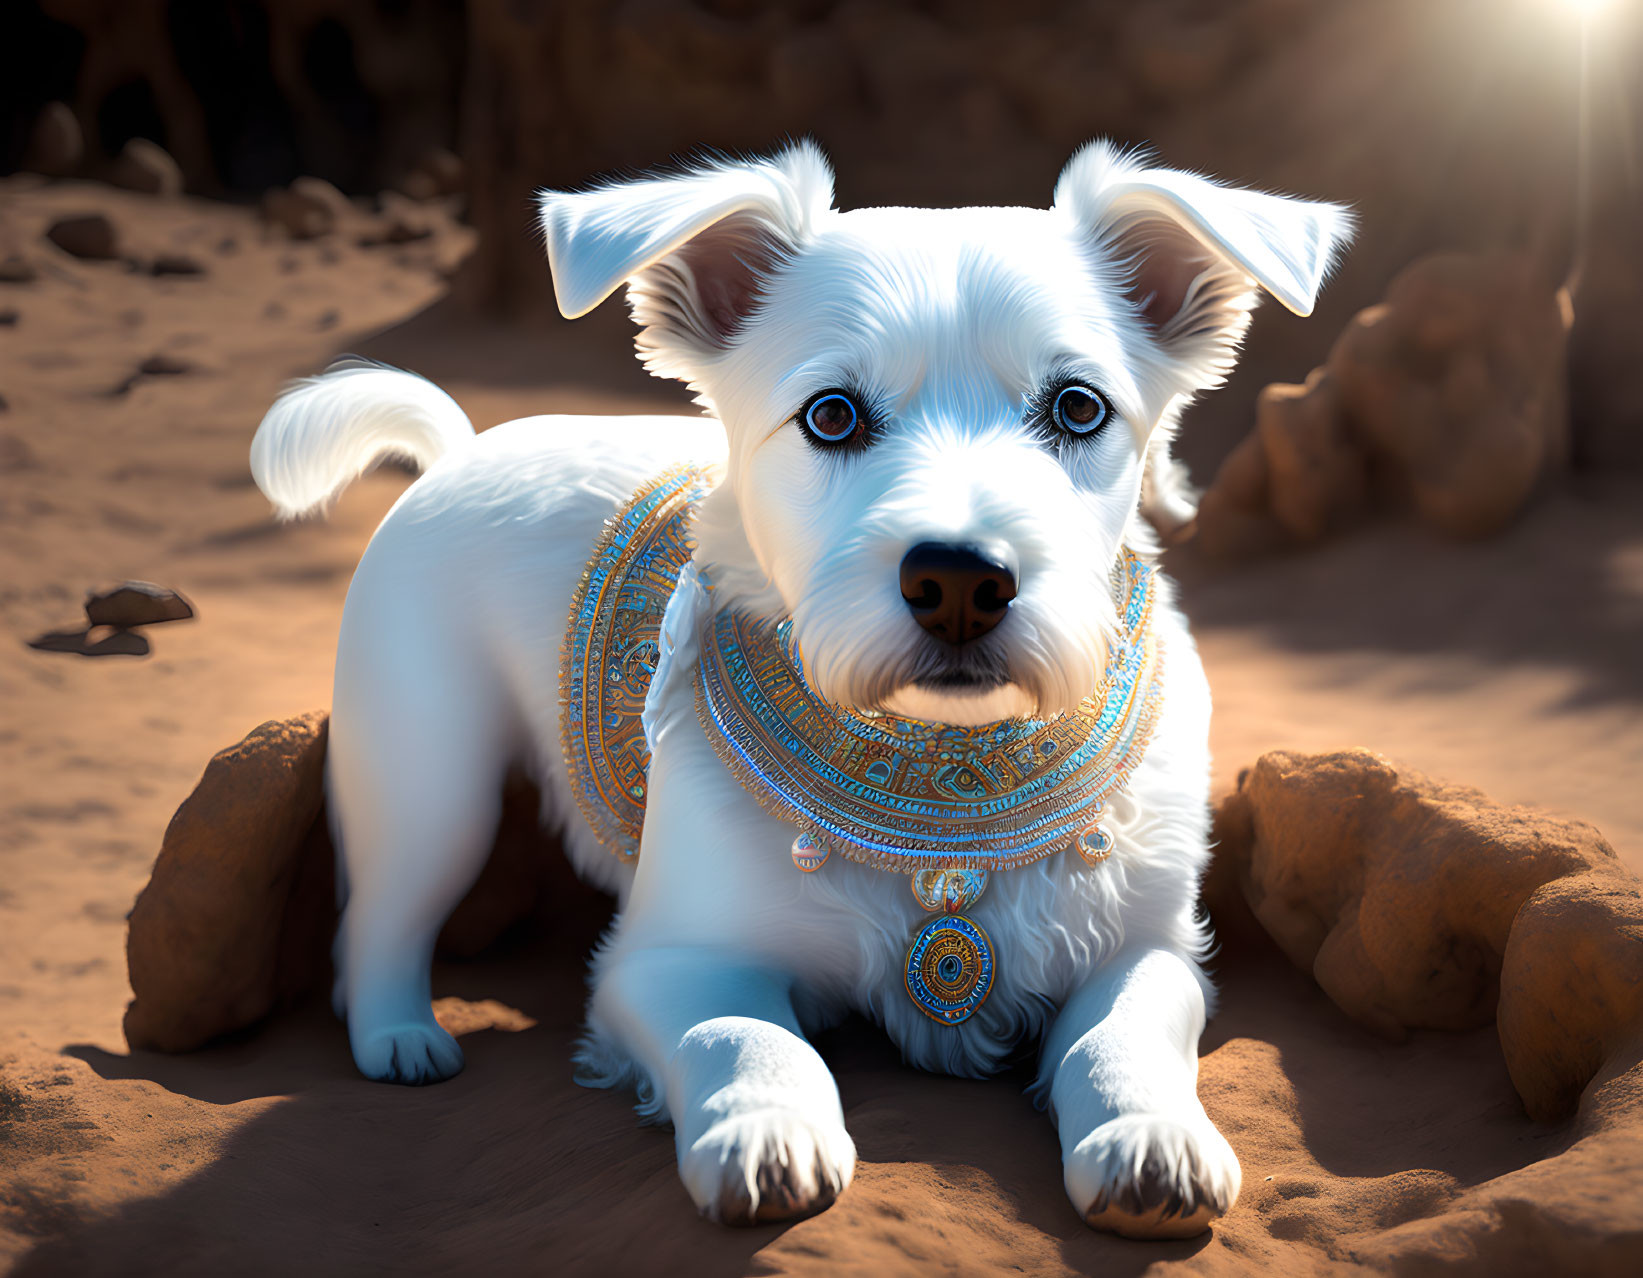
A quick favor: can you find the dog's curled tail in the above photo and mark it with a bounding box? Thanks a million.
[250,358,474,519]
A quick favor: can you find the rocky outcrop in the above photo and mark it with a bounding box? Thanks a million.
[1206,749,1643,1120]
[1196,255,1572,555]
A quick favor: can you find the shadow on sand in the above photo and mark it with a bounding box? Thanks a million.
[14,921,1567,1277]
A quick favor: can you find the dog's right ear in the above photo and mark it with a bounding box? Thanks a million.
[538,144,834,382]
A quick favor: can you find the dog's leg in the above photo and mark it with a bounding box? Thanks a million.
[1042,948,1240,1238]
[591,948,855,1224]
[328,635,512,1086]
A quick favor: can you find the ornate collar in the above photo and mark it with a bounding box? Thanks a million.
[693,549,1164,875]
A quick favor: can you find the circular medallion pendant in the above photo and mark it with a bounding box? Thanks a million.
[904,914,995,1025]
[911,867,990,914]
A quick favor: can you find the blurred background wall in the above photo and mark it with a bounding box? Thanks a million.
[5,0,1640,475]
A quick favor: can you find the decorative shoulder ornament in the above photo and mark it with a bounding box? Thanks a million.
[559,464,718,860]
[561,466,1165,1027]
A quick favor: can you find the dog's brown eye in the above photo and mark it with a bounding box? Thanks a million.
[803,392,861,445]
[1053,386,1111,436]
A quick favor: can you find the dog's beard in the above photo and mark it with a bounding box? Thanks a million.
[793,600,1110,728]
[878,639,1030,727]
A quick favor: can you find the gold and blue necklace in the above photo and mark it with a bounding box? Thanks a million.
[561,466,1164,1027]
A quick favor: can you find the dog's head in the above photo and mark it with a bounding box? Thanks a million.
[540,143,1350,725]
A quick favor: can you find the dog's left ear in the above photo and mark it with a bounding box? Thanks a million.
[1055,143,1353,388]
[539,143,834,382]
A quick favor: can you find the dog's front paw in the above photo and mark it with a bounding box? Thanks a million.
[349,1017,465,1085]
[1065,1113,1240,1239]
[679,1107,856,1225]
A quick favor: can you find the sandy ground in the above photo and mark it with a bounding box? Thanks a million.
[2,178,1641,1276]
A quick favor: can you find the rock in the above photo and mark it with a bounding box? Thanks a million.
[1196,254,1572,553]
[1208,749,1637,1119]
[394,148,466,202]
[1253,370,1368,544]
[23,102,83,177]
[289,176,353,221]
[125,713,562,1052]
[1193,430,1284,559]
[1499,869,1643,1121]
[45,213,119,261]
[112,353,195,395]
[359,194,433,247]
[137,353,192,376]
[148,253,205,277]
[261,185,335,241]
[393,169,440,202]
[84,582,194,629]
[419,147,465,196]
[124,713,333,1052]
[1335,255,1570,538]
[0,256,38,284]
[109,138,183,197]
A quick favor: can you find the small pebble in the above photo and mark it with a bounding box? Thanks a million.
[110,139,183,197]
[0,256,39,284]
[46,213,119,261]
[149,253,205,277]
[138,354,193,377]
[85,582,194,629]
[24,102,83,177]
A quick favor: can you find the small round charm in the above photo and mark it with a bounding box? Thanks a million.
[904,914,995,1025]
[791,831,830,873]
[1075,822,1114,865]
[911,867,990,914]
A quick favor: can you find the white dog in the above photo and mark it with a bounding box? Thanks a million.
[250,141,1348,1236]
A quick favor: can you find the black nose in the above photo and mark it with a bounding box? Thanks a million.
[899,542,1018,645]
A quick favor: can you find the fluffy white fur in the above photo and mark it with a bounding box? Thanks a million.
[250,141,1349,1231]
